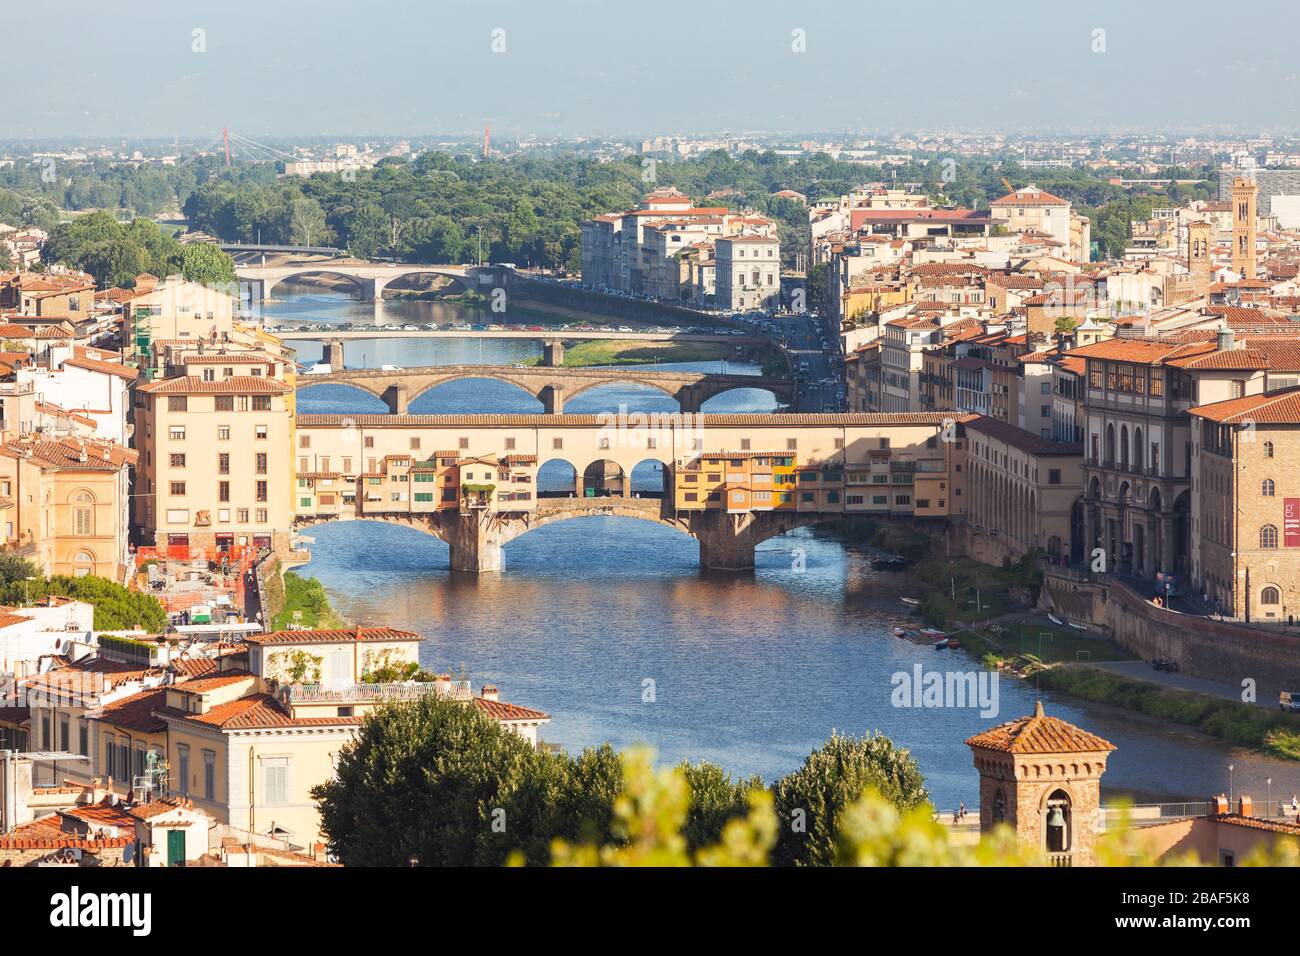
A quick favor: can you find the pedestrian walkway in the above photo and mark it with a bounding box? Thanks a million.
[1092,659,1282,711]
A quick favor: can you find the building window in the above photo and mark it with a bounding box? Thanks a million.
[410,437,421,450]
[219,481,230,502]
[257,453,268,474]
[203,750,216,800]
[170,482,186,496]
[218,425,231,441]
[299,435,311,449]
[263,757,289,805]
[1262,586,1281,605]
[252,396,272,411]
[1263,479,1276,497]
[255,425,267,440]
[364,436,374,448]
[256,481,268,502]
[1261,524,1279,549]
[170,453,186,467]
[1265,441,1275,458]
[219,453,230,474]
[237,509,249,523]
[168,396,188,412]
[215,395,234,412]
[169,426,186,440]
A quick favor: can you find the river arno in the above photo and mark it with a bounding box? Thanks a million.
[279,291,1300,810]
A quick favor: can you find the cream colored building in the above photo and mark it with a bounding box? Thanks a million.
[119,274,238,371]
[714,235,781,312]
[0,434,136,579]
[962,415,1083,564]
[134,359,295,554]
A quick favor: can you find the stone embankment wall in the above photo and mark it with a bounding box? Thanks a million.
[1042,568,1300,687]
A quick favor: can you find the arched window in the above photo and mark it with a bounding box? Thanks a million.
[1262,586,1281,605]
[1261,524,1279,549]
[73,549,95,577]
[1265,441,1275,458]
[1263,479,1276,497]
[72,490,94,537]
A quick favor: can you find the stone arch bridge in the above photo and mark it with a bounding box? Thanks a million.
[296,363,793,413]
[296,497,828,572]
[237,262,480,304]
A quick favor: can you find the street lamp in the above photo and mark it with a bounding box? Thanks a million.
[1267,777,1273,817]
[1228,763,1235,805]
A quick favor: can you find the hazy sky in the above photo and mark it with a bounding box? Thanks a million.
[11,0,1300,140]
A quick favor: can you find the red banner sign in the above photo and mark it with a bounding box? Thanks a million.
[1285,499,1300,548]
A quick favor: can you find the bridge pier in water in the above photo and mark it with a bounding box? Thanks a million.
[542,340,565,367]
[324,339,345,370]
[439,512,505,572]
[383,383,410,415]
[539,384,565,414]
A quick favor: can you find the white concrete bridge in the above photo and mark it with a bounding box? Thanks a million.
[237,261,482,305]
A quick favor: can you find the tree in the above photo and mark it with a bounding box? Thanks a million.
[288,195,328,247]
[0,573,167,631]
[772,731,929,866]
[179,242,236,287]
[677,761,763,853]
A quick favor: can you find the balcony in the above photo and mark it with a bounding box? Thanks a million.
[1047,852,1073,867]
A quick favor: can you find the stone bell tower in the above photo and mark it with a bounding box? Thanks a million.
[1231,176,1258,280]
[966,700,1116,866]
[1187,219,1212,281]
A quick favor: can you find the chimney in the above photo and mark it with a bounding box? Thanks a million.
[1211,793,1229,816]
[1238,795,1254,817]
[1216,323,1235,352]
[481,684,499,702]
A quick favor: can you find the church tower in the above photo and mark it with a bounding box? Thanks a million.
[1231,176,1258,279]
[1187,219,1212,280]
[966,700,1116,866]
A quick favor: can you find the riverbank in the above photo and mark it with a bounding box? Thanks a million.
[900,534,1300,761]
[268,570,347,630]
[1036,664,1300,760]
[526,338,738,368]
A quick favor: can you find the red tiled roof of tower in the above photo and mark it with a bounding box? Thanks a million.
[965,701,1116,754]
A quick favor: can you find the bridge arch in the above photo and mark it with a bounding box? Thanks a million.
[264,269,369,300]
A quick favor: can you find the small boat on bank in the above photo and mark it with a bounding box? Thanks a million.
[946,636,961,649]
[900,596,921,607]
[892,626,908,638]
[1048,613,1064,626]
[1068,621,1088,631]
[872,556,908,572]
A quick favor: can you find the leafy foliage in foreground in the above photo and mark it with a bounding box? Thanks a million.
[316,695,928,866]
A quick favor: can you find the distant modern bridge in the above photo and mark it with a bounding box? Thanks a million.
[295,358,793,414]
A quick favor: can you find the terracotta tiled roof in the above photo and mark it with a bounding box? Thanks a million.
[472,697,549,722]
[157,693,363,730]
[93,687,170,733]
[991,187,1070,206]
[965,701,1116,754]
[1187,387,1300,425]
[962,416,1082,456]
[243,626,422,646]
[137,375,291,395]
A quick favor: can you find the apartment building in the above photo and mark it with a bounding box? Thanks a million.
[990,186,1090,264]
[118,274,238,372]
[134,362,295,554]
[714,235,781,312]
[0,271,95,320]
